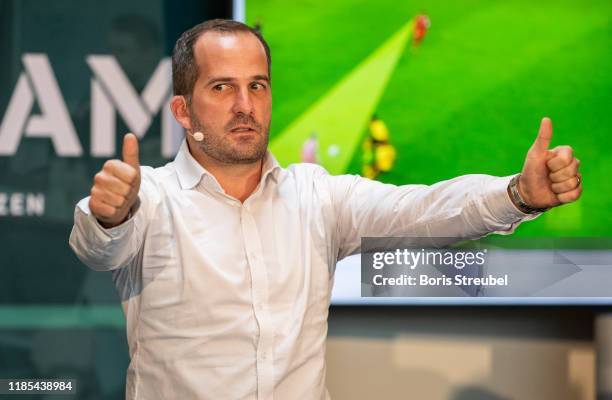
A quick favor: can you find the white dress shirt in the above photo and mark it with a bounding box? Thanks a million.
[69,140,535,400]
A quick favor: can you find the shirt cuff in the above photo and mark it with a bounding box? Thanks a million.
[482,174,537,225]
[76,196,139,241]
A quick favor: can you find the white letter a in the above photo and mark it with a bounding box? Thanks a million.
[0,54,82,156]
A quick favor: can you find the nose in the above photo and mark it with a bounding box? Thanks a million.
[231,86,254,116]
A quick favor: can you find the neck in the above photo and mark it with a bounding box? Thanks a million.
[187,141,264,203]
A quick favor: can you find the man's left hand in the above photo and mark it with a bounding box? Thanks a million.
[517,117,582,209]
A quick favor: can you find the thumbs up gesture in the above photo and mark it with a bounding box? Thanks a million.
[89,133,141,228]
[517,117,582,210]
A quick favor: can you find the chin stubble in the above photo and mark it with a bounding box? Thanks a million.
[189,116,270,164]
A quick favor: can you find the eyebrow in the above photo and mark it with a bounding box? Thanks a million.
[205,75,270,86]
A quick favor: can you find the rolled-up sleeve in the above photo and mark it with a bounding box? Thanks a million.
[68,167,154,271]
[325,172,540,259]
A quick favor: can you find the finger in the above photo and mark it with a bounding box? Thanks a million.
[556,185,582,204]
[550,174,581,194]
[531,117,553,153]
[546,146,574,171]
[89,197,119,220]
[94,171,133,197]
[103,160,140,187]
[549,158,579,182]
[91,186,127,208]
[122,133,140,169]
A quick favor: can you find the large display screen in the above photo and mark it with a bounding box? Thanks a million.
[246,0,612,304]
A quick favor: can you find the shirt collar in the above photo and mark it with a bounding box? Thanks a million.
[174,139,282,190]
[261,147,282,184]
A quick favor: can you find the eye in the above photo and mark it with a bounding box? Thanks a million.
[212,84,229,92]
[250,82,266,90]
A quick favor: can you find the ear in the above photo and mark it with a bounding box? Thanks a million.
[170,95,193,131]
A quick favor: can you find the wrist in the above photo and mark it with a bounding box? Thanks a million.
[97,214,128,229]
[507,174,549,214]
[96,202,137,229]
[516,174,531,205]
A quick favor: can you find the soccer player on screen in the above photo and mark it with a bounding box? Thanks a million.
[361,114,396,179]
[413,13,431,47]
[69,19,582,399]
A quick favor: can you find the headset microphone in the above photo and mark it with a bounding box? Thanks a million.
[190,131,204,142]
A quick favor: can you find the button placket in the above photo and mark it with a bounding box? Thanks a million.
[240,206,275,400]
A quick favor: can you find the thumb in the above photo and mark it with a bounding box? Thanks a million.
[531,117,553,153]
[122,133,140,169]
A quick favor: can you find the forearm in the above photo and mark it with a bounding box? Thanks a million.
[425,174,537,237]
[332,173,539,258]
[69,196,143,271]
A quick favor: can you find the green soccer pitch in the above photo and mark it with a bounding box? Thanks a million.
[247,0,611,237]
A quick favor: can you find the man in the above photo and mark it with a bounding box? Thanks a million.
[69,19,582,399]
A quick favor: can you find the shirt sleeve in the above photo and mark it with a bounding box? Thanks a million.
[68,167,156,271]
[324,172,541,260]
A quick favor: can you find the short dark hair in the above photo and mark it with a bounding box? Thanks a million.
[171,19,271,98]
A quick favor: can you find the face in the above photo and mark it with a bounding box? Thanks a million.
[186,31,271,164]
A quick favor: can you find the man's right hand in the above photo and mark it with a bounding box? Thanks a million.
[89,133,141,228]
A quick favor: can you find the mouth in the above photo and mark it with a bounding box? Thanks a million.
[230,126,257,133]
